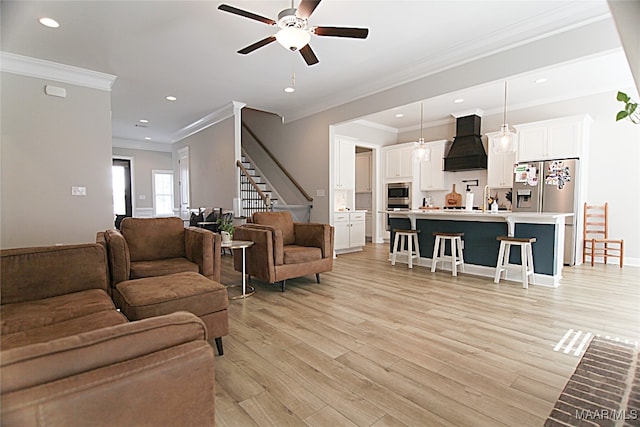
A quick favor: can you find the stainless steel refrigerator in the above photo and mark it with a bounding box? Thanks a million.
[512,158,579,265]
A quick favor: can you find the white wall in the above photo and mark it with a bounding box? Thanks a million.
[172,117,236,211]
[1,72,114,248]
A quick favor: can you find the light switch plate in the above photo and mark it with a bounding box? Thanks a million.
[316,189,325,197]
[71,186,86,196]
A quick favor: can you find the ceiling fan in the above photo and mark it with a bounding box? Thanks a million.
[218,0,369,66]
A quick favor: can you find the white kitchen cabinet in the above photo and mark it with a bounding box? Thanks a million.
[419,140,447,191]
[515,115,591,162]
[384,145,414,180]
[355,151,372,193]
[486,132,517,188]
[334,211,366,252]
[334,138,355,189]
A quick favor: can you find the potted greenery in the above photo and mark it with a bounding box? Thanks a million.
[616,91,639,124]
[216,216,234,243]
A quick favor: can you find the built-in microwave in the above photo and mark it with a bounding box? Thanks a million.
[386,183,411,209]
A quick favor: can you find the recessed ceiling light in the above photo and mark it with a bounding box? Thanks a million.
[395,113,404,118]
[453,98,464,104]
[165,95,177,101]
[535,78,548,84]
[39,17,60,28]
[284,87,295,93]
[139,119,149,124]
[144,137,152,140]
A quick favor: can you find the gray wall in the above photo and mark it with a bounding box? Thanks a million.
[172,117,235,211]
[1,72,113,248]
[112,147,172,213]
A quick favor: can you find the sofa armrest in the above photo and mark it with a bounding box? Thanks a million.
[294,223,334,258]
[1,312,215,426]
[104,229,130,286]
[184,227,220,282]
[235,224,284,266]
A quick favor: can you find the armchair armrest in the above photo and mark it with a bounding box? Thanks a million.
[104,229,130,286]
[1,312,215,426]
[235,224,284,265]
[294,223,334,258]
[184,227,220,282]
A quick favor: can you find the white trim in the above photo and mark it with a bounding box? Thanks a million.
[171,102,235,143]
[134,208,154,218]
[0,51,117,91]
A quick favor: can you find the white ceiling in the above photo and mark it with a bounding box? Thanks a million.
[1,1,636,144]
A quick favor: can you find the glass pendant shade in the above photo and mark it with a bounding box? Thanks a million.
[276,27,310,51]
[494,124,515,152]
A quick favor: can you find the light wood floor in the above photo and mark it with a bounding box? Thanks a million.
[215,243,639,427]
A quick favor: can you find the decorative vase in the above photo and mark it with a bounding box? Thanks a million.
[221,231,231,243]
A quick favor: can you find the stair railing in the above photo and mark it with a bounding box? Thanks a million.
[242,122,313,203]
[236,160,271,216]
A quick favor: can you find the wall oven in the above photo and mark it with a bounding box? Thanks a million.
[386,183,411,230]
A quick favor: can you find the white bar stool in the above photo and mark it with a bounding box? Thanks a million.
[391,229,421,269]
[494,236,536,289]
[431,232,465,276]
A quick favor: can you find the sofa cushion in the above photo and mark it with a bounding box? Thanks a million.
[115,272,228,321]
[1,289,117,336]
[130,258,199,279]
[253,211,295,246]
[283,245,323,264]
[1,309,127,351]
[121,217,186,262]
[0,244,109,305]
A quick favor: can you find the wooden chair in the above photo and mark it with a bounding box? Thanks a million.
[583,202,624,267]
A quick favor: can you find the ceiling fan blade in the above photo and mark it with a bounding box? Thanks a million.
[218,4,276,25]
[238,36,276,54]
[299,44,319,66]
[296,0,321,19]
[313,26,369,39]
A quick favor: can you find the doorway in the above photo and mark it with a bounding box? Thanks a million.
[112,157,133,228]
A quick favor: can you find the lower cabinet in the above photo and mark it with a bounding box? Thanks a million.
[334,211,366,253]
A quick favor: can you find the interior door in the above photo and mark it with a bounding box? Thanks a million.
[178,148,190,220]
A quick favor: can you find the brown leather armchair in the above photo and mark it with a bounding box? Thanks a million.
[233,211,334,292]
[102,216,221,285]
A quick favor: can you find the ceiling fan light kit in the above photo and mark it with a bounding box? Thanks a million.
[218,0,369,66]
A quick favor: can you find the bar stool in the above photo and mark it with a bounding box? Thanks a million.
[494,236,536,289]
[391,229,421,269]
[431,232,465,276]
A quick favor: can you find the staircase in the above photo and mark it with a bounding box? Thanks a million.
[238,155,277,218]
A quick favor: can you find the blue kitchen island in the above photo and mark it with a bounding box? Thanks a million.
[388,210,573,287]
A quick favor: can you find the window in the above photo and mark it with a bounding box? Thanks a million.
[152,170,174,217]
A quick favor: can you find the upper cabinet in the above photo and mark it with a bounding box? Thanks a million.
[355,151,372,193]
[515,115,592,162]
[419,140,447,191]
[384,144,414,181]
[486,132,517,188]
[334,138,356,189]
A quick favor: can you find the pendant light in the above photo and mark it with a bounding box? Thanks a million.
[493,81,516,152]
[415,102,429,161]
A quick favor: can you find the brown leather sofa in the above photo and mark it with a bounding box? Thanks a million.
[103,216,221,284]
[0,243,216,426]
[233,211,334,291]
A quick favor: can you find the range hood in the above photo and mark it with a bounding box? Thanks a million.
[444,114,487,171]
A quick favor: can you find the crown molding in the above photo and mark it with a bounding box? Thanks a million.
[112,138,173,153]
[0,51,117,91]
[171,102,235,143]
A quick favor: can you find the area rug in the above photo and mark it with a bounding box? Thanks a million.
[545,336,639,427]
